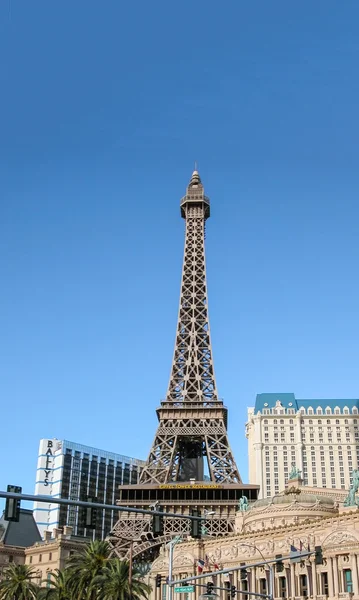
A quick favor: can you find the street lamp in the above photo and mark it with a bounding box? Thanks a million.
[239,543,274,600]
[167,536,183,600]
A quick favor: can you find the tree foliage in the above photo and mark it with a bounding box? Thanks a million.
[0,563,38,600]
[0,541,152,600]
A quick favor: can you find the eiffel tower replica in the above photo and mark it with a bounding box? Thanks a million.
[108,169,259,560]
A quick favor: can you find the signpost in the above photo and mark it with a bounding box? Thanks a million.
[174,587,195,593]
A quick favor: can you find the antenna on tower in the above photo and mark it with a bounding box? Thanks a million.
[194,160,198,172]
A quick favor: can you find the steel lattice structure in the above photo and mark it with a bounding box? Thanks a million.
[139,170,241,485]
[108,170,257,561]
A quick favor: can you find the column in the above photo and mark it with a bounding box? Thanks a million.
[290,563,296,599]
[328,558,334,599]
[250,567,256,595]
[310,559,317,598]
[284,562,290,600]
[333,557,339,598]
[351,554,359,596]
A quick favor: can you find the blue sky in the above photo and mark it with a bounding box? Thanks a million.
[1,1,359,507]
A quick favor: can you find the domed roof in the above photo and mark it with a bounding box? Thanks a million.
[251,492,335,510]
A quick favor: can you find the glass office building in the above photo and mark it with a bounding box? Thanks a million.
[34,438,145,539]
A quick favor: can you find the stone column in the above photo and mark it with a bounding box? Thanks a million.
[284,561,290,600]
[328,558,334,599]
[250,567,256,594]
[333,556,339,597]
[290,563,296,599]
[310,558,317,598]
[351,554,359,596]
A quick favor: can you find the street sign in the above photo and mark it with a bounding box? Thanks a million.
[174,586,195,593]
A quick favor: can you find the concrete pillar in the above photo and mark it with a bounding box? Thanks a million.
[328,558,334,599]
[290,563,296,598]
[351,554,358,596]
[250,567,256,594]
[333,556,339,597]
[310,559,317,598]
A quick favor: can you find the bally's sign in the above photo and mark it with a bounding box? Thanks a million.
[43,440,53,487]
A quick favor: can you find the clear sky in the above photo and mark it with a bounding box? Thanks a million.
[1,1,359,508]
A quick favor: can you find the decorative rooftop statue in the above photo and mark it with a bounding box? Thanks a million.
[238,496,248,511]
[344,469,359,507]
[289,465,302,480]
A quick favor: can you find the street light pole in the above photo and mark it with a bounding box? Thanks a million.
[240,544,274,600]
[167,536,183,600]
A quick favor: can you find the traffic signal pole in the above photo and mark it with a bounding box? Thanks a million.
[170,550,313,588]
[0,490,202,523]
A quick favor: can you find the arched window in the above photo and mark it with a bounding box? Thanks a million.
[317,407,323,414]
[334,407,340,415]
[264,420,268,424]
[344,407,349,414]
[353,407,358,414]
[326,407,332,415]
[280,419,284,424]
[308,407,314,415]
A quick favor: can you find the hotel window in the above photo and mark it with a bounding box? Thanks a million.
[279,577,287,598]
[321,573,329,595]
[49,552,52,561]
[300,575,308,597]
[344,570,353,593]
[39,554,42,563]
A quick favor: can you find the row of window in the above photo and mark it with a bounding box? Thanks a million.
[29,553,52,563]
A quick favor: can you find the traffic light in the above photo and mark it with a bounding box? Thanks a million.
[240,569,247,581]
[191,509,201,539]
[155,574,162,588]
[84,497,98,529]
[275,554,284,572]
[231,585,236,598]
[4,485,22,522]
[152,506,164,536]
[315,546,323,565]
[207,582,214,595]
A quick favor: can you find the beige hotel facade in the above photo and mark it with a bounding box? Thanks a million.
[246,393,359,498]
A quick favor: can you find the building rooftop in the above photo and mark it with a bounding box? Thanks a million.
[254,393,359,413]
[0,509,42,547]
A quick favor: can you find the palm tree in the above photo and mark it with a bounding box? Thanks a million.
[38,569,72,600]
[66,539,111,599]
[0,563,38,600]
[91,559,151,600]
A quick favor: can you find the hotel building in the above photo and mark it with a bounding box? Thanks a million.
[246,393,359,498]
[34,439,145,539]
